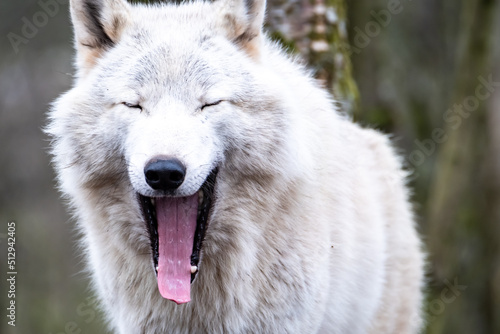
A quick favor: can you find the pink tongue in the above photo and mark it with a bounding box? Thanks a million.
[156,194,198,304]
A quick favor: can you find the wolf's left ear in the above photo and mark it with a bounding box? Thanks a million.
[70,0,131,75]
[217,0,266,59]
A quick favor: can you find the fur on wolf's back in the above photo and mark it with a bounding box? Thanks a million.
[47,0,424,333]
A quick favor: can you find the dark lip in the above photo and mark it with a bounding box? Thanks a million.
[137,168,218,282]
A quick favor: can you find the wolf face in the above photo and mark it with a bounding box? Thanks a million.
[50,0,297,305]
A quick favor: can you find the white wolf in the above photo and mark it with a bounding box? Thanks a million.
[47,0,424,332]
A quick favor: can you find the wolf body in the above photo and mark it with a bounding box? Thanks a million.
[48,0,424,333]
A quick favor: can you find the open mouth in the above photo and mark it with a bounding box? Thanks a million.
[137,169,217,304]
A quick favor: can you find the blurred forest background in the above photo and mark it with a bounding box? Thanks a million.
[1,0,499,333]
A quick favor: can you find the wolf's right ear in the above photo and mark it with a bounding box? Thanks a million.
[70,0,131,75]
[216,0,266,59]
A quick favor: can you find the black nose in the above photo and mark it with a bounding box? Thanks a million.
[144,158,186,191]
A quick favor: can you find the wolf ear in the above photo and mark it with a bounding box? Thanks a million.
[217,0,266,59]
[70,0,131,74]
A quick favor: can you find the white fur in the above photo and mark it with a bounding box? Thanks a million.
[47,0,425,333]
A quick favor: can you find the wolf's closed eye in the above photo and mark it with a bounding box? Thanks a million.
[201,100,223,111]
[122,102,143,111]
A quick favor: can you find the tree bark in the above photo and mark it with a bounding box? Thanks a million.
[266,0,359,112]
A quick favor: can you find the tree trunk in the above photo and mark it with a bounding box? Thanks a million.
[266,0,359,112]
[426,0,499,333]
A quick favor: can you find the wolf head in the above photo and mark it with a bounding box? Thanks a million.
[49,0,309,305]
